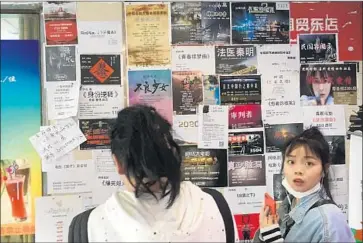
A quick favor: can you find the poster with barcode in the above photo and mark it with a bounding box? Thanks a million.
[197,105,228,149]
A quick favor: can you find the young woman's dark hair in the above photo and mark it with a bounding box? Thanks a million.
[280,126,334,202]
[110,105,182,208]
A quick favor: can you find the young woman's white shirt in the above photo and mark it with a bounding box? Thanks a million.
[88,181,238,242]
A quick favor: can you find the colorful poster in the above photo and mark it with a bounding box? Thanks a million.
[172,71,203,115]
[171,46,215,74]
[45,46,77,82]
[79,119,113,150]
[80,55,121,85]
[290,2,362,61]
[234,213,260,242]
[300,64,357,106]
[43,2,78,45]
[180,145,227,187]
[202,75,220,105]
[128,70,172,123]
[302,105,346,136]
[231,2,290,44]
[215,45,257,75]
[220,75,261,105]
[172,115,198,145]
[228,155,266,187]
[229,105,262,129]
[264,123,304,152]
[171,2,202,44]
[125,3,171,67]
[299,34,338,63]
[228,131,264,156]
[1,40,41,235]
[201,2,231,44]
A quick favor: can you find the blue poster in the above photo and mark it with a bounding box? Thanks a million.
[1,40,42,235]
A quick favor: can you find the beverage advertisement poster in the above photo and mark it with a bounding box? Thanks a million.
[45,46,77,82]
[264,123,304,153]
[215,45,257,75]
[1,40,42,236]
[80,55,121,85]
[228,155,266,187]
[128,70,173,123]
[299,34,338,64]
[220,75,261,105]
[228,131,264,156]
[202,75,220,105]
[290,1,362,61]
[300,64,357,106]
[172,71,203,115]
[125,3,171,67]
[231,2,290,44]
[229,105,262,129]
[43,2,78,45]
[180,145,227,187]
[79,119,113,150]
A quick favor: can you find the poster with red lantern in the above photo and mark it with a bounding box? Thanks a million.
[290,2,362,61]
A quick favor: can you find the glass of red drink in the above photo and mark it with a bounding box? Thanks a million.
[5,174,27,221]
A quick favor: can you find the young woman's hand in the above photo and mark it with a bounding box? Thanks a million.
[259,206,279,228]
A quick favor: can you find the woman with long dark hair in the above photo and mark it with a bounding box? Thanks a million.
[253,127,354,242]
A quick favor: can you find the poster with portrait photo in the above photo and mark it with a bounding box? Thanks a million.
[228,155,266,187]
[79,119,113,150]
[300,64,357,106]
[45,46,76,82]
[325,136,345,165]
[228,131,264,156]
[264,123,304,153]
[180,145,227,187]
[299,34,338,64]
[273,174,286,201]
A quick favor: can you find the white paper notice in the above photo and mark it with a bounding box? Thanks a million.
[78,85,124,119]
[265,152,283,200]
[92,150,124,205]
[46,81,80,120]
[42,152,74,172]
[302,105,346,136]
[30,119,86,162]
[223,186,265,214]
[46,170,94,195]
[329,165,349,197]
[172,115,198,145]
[35,195,84,242]
[78,21,122,53]
[197,105,228,149]
[172,46,215,74]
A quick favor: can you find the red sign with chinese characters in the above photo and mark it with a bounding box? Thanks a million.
[229,104,262,129]
[290,2,362,61]
[45,19,78,45]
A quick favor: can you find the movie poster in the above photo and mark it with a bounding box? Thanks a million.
[172,115,198,145]
[1,40,42,236]
[125,3,171,67]
[264,123,304,152]
[201,2,230,44]
[234,213,260,242]
[80,55,121,85]
[299,34,338,63]
[229,105,262,129]
[220,75,261,105]
[228,155,266,187]
[128,70,173,123]
[273,174,286,201]
[79,119,113,150]
[265,153,285,201]
[202,75,220,105]
[45,46,77,82]
[228,131,264,156]
[231,2,290,44]
[325,136,346,165]
[300,64,357,106]
[43,2,78,45]
[172,71,203,115]
[180,145,227,187]
[215,45,257,75]
[290,2,362,61]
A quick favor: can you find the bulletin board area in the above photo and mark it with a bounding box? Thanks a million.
[0,1,362,243]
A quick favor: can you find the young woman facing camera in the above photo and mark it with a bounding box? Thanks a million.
[68,105,237,243]
[254,127,354,243]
